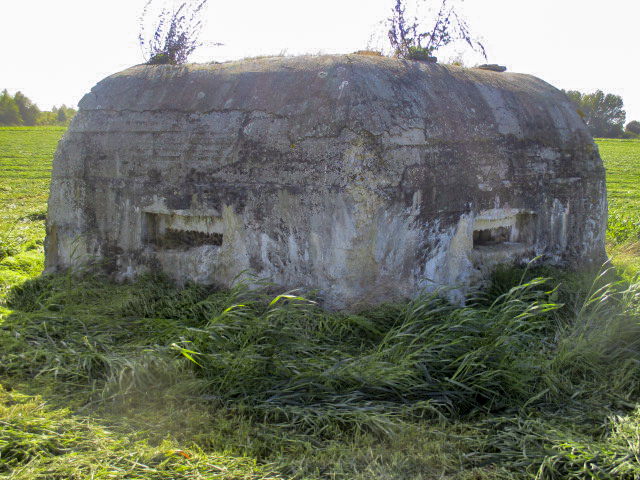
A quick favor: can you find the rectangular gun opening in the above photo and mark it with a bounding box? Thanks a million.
[473,225,512,247]
[143,212,224,250]
[472,211,536,250]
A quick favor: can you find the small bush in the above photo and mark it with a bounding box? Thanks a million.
[387,0,486,61]
[138,0,215,65]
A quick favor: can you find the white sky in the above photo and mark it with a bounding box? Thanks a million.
[2,0,639,123]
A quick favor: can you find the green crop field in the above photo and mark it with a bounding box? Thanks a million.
[0,127,65,295]
[1,127,640,479]
[600,138,640,275]
[0,126,62,232]
[602,139,640,242]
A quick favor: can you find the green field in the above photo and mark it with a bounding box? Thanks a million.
[1,128,640,479]
[0,127,65,295]
[600,138,640,276]
[602,139,640,242]
[603,139,640,213]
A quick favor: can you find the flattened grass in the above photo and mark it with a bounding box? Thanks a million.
[2,267,640,479]
[0,385,279,479]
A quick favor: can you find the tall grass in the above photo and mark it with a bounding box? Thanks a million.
[2,265,640,478]
[174,278,561,417]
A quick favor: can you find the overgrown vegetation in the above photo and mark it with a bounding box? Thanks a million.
[138,0,217,65]
[2,264,640,478]
[1,129,640,478]
[387,0,486,61]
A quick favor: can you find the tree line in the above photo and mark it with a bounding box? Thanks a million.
[563,90,639,139]
[0,89,77,127]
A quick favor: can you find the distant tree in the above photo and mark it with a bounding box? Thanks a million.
[56,107,67,123]
[42,106,59,125]
[61,105,77,124]
[387,0,486,61]
[45,105,76,125]
[36,110,57,125]
[0,89,22,125]
[13,91,41,126]
[138,0,213,65]
[626,120,640,136]
[564,90,626,138]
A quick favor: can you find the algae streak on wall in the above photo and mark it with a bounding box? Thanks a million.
[45,55,607,309]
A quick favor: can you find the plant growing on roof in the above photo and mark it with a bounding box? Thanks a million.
[138,0,218,65]
[387,0,486,61]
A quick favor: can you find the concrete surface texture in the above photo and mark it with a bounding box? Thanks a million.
[45,54,607,309]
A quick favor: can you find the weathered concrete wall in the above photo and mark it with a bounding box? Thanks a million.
[45,54,607,309]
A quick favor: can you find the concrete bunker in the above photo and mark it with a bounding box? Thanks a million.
[45,55,607,309]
